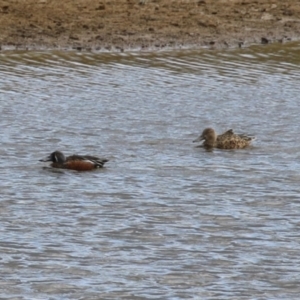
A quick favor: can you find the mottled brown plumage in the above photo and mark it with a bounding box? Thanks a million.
[193,127,254,149]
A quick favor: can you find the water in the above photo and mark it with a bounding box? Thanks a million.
[1,43,300,299]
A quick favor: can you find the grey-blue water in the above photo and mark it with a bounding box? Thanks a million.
[1,43,300,299]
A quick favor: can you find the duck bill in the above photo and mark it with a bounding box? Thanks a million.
[193,135,204,143]
[39,154,52,162]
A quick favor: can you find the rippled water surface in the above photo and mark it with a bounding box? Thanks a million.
[1,43,300,299]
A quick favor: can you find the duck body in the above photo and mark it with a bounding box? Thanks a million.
[193,127,254,149]
[40,151,108,171]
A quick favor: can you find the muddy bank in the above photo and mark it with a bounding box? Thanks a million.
[0,0,300,52]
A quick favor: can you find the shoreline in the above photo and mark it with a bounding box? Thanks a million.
[0,0,300,52]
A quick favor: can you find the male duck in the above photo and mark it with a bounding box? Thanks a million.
[40,150,108,171]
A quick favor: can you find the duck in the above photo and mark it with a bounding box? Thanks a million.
[40,150,108,171]
[193,127,254,149]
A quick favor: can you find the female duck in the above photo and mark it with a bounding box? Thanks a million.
[193,127,254,149]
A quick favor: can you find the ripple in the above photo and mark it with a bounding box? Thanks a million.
[0,43,300,299]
